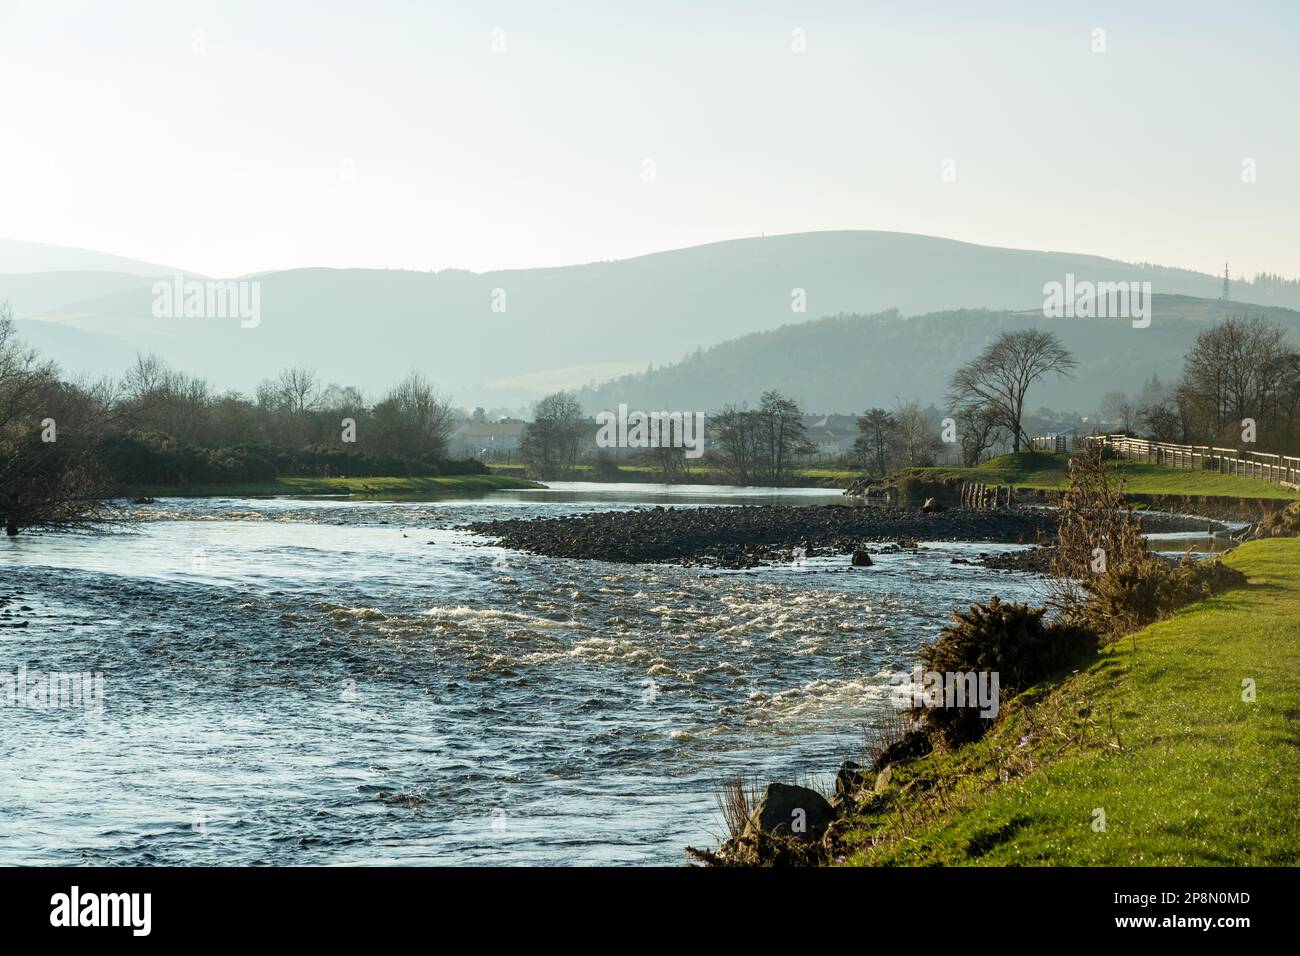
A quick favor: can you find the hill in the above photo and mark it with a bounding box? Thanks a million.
[7,231,1299,406]
[0,238,187,276]
[578,295,1300,414]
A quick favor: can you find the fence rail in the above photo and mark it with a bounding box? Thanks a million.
[1086,435,1300,491]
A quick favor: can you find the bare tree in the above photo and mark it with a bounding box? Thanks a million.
[1137,399,1183,442]
[638,421,691,483]
[1099,391,1136,432]
[709,403,760,484]
[948,329,1077,452]
[709,392,813,485]
[0,302,119,534]
[386,371,453,459]
[955,403,1004,466]
[756,390,814,484]
[520,391,584,479]
[892,400,942,466]
[852,408,897,476]
[1177,316,1294,446]
[272,366,321,416]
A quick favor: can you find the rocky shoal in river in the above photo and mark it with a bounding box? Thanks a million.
[465,505,1228,570]
[463,504,1060,569]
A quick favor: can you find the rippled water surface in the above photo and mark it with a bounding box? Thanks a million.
[0,483,1045,865]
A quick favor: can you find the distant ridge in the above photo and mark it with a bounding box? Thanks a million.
[577,295,1300,415]
[4,231,1298,406]
[0,238,192,277]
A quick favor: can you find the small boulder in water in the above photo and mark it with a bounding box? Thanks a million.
[851,550,873,566]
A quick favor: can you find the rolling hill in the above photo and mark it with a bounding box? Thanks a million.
[577,295,1300,415]
[0,239,189,277]
[4,231,1297,405]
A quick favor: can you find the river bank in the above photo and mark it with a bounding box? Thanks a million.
[691,537,1300,866]
[835,537,1300,865]
[882,452,1300,520]
[123,474,544,498]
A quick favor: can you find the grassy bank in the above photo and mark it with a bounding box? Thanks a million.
[488,463,856,488]
[128,474,545,498]
[839,537,1300,865]
[911,451,1300,501]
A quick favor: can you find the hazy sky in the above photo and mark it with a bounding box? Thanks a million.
[2,0,1297,279]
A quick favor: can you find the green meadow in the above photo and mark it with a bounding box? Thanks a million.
[910,452,1300,501]
[841,538,1300,866]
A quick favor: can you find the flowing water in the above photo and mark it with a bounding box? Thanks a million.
[0,483,1046,865]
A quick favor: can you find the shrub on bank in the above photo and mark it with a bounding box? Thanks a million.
[917,596,1097,746]
[590,452,622,482]
[1071,553,1247,638]
[100,431,279,485]
[100,429,489,487]
[290,445,488,478]
[1050,441,1247,640]
[1258,500,1300,537]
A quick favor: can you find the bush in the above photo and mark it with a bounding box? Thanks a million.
[1257,500,1300,537]
[1074,553,1247,637]
[590,452,622,482]
[1050,442,1248,639]
[100,430,489,486]
[917,596,1097,745]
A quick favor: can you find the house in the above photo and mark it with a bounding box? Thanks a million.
[449,419,526,459]
[802,414,858,455]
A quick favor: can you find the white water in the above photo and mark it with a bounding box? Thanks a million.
[0,484,1045,865]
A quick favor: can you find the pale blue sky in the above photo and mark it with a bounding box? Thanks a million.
[1,0,1296,278]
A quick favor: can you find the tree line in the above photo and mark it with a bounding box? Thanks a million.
[1103,316,1300,452]
[846,316,1300,478]
[0,300,478,534]
[7,297,1299,533]
[519,389,820,485]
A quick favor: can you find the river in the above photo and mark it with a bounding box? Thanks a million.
[0,483,1046,865]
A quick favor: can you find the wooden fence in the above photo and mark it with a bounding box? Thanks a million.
[960,482,1016,509]
[1089,435,1300,491]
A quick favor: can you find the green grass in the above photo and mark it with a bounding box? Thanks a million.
[912,451,1300,500]
[129,473,544,498]
[840,538,1300,866]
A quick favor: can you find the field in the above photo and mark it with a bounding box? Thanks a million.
[911,452,1300,501]
[841,538,1300,865]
